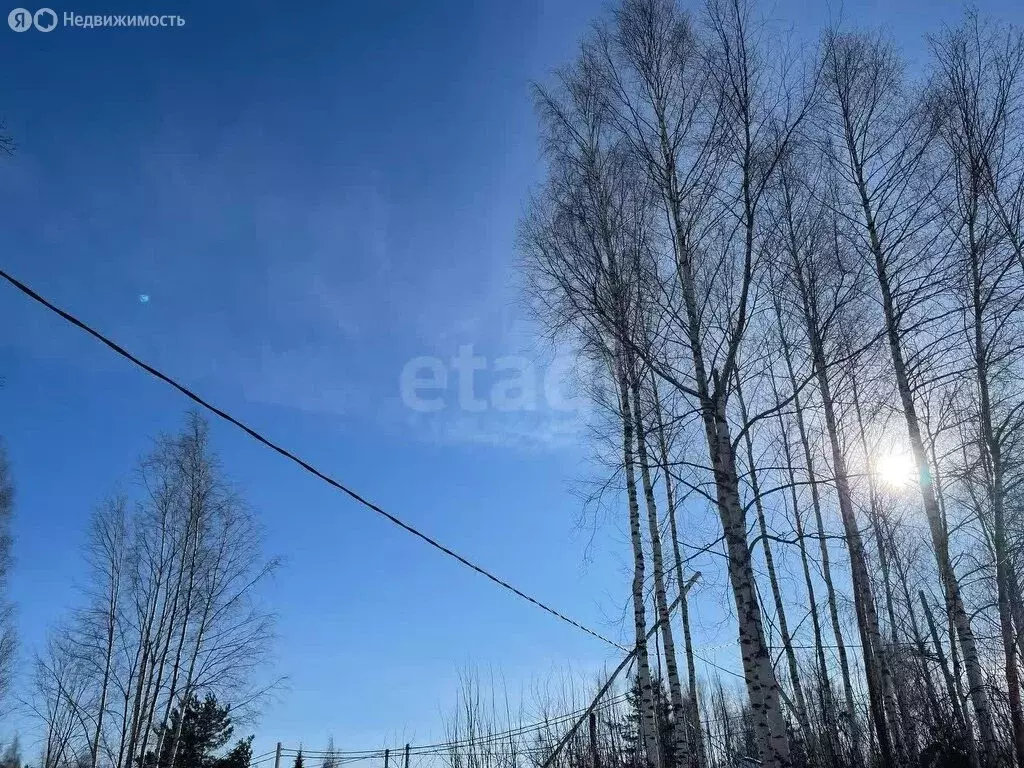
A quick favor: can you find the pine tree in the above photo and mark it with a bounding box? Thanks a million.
[293,749,305,768]
[619,675,677,768]
[144,693,253,768]
[219,737,254,768]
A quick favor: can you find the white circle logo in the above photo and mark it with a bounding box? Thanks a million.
[33,7,56,30]
[8,7,32,30]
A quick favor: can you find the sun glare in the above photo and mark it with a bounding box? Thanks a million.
[877,450,915,489]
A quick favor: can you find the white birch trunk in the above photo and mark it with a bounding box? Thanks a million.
[632,380,689,768]
[619,364,664,768]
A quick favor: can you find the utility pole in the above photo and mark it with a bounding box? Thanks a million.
[274,743,282,768]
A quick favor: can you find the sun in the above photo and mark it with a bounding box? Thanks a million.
[876,450,916,488]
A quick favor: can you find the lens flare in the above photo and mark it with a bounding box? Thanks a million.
[877,450,915,488]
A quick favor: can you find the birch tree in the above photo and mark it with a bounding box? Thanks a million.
[0,440,16,717]
[524,50,665,766]
[820,29,1000,763]
[585,1,817,763]
[932,15,1024,764]
[30,413,277,768]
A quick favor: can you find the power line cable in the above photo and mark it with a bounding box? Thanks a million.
[288,694,633,759]
[693,649,745,680]
[277,704,757,765]
[0,268,624,651]
[20,268,974,753]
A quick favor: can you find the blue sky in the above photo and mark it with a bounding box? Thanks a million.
[0,0,1017,759]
